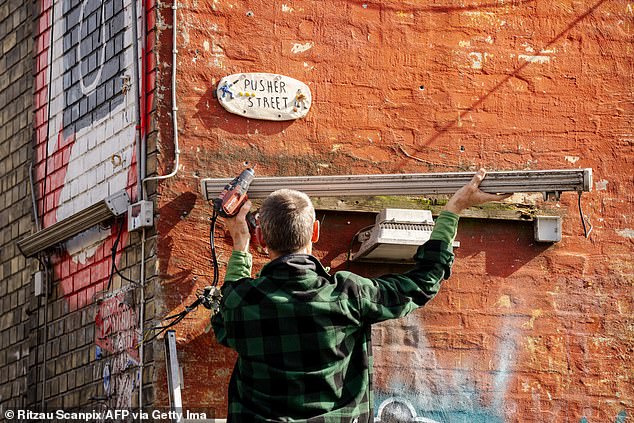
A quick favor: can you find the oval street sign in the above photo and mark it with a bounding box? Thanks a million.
[216,73,312,121]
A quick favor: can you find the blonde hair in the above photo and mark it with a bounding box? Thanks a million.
[259,189,315,254]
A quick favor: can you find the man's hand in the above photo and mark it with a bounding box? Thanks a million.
[444,169,512,214]
[224,200,252,252]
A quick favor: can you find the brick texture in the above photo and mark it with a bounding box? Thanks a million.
[0,0,36,414]
[153,0,633,421]
[0,0,159,417]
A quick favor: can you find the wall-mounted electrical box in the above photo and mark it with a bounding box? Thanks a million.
[351,209,436,263]
[128,200,153,232]
[33,270,46,297]
[534,215,562,242]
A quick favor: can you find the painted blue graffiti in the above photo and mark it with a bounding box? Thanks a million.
[374,315,628,423]
[374,396,502,423]
[375,398,439,423]
[580,410,627,423]
[374,315,515,422]
[378,397,628,423]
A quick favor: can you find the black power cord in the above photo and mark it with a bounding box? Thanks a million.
[578,192,593,238]
[142,211,222,343]
[209,210,220,287]
[143,208,225,344]
[142,295,203,344]
[106,218,126,291]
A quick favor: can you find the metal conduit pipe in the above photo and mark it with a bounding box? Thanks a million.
[142,1,180,193]
[138,227,146,418]
[135,1,181,416]
[132,0,143,202]
[40,0,57,410]
[130,0,146,417]
[29,162,41,231]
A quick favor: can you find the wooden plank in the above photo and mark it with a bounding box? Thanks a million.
[310,196,565,221]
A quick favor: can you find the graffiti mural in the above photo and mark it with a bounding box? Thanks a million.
[374,314,630,422]
[375,398,441,423]
[580,410,628,423]
[35,0,139,305]
[95,290,140,410]
[373,315,515,422]
[34,0,141,411]
[95,291,140,362]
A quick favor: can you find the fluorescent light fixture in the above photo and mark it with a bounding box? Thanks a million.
[201,169,592,200]
[17,191,130,258]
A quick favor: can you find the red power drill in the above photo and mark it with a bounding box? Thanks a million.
[209,167,256,287]
[213,167,255,217]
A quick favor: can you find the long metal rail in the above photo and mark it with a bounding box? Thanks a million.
[201,169,592,201]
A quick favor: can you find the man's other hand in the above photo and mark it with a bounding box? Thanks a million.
[445,169,512,214]
[224,200,252,252]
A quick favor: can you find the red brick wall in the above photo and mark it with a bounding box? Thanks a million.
[155,0,633,420]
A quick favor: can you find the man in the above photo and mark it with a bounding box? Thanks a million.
[212,169,510,422]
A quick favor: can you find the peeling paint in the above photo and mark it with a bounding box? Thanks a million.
[522,310,543,329]
[595,179,609,190]
[517,42,556,64]
[616,228,634,239]
[211,41,224,54]
[565,156,580,163]
[291,42,314,54]
[395,11,414,19]
[496,295,512,309]
[469,52,491,69]
[518,54,551,64]
[469,52,483,69]
[281,4,294,12]
[461,11,500,27]
[522,43,557,54]
[525,336,545,355]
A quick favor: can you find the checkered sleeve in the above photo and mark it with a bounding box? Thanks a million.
[211,301,228,346]
[356,211,458,324]
[225,250,253,282]
[212,250,253,346]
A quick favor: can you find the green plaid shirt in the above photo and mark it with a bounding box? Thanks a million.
[212,211,459,422]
